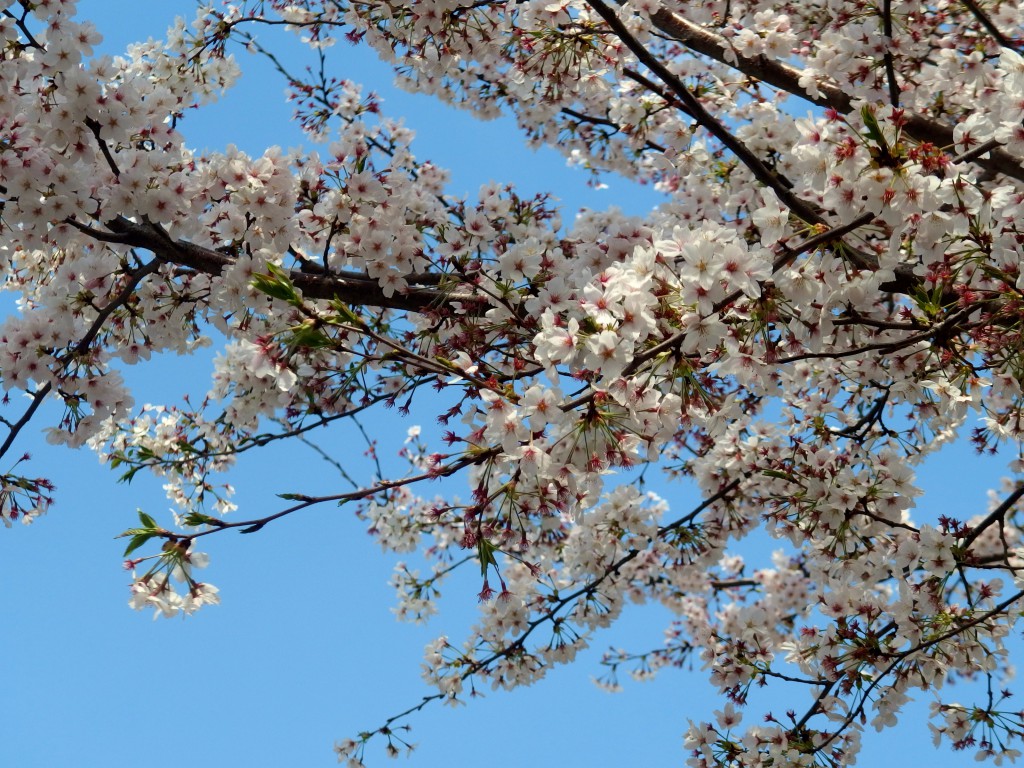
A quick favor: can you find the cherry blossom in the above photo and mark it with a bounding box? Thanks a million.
[4,0,1024,764]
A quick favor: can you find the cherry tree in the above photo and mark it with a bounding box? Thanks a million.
[3,0,1024,763]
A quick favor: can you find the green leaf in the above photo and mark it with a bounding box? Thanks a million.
[860,105,889,152]
[251,275,296,303]
[477,537,498,578]
[182,512,221,528]
[123,531,156,557]
[287,324,331,349]
[277,493,312,501]
[118,466,143,484]
[138,510,158,530]
[327,299,362,326]
[251,263,300,305]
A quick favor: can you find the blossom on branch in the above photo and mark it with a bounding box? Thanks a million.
[3,0,1024,765]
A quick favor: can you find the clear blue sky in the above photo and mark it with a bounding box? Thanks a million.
[0,3,1014,766]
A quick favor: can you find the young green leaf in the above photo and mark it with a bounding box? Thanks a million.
[122,531,157,557]
[183,512,224,528]
[477,537,498,578]
[252,263,301,305]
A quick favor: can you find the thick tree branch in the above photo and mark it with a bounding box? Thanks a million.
[648,8,1024,184]
[73,217,480,313]
[587,0,935,297]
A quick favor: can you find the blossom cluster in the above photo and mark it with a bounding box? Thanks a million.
[3,0,1024,765]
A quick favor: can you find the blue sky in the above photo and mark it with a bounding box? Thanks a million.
[0,2,1016,766]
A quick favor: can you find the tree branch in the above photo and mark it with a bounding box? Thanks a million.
[647,8,1024,184]
[78,217,481,313]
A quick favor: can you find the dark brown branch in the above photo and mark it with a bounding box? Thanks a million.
[589,0,815,225]
[183,448,496,538]
[882,0,901,108]
[3,6,42,50]
[0,258,163,459]
[961,483,1024,551]
[815,589,1024,750]
[630,213,875,380]
[954,137,1003,165]
[647,8,1024,184]
[622,67,698,122]
[0,386,51,461]
[84,117,121,178]
[560,105,668,153]
[73,217,479,313]
[356,475,745,748]
[961,0,1020,51]
[588,1,939,298]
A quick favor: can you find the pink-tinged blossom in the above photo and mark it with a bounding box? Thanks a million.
[533,312,581,372]
[4,1,1024,765]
